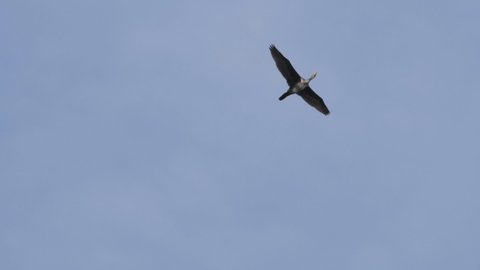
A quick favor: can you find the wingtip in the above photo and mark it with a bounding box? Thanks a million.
[269,44,276,50]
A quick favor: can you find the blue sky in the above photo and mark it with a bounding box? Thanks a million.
[1,0,480,269]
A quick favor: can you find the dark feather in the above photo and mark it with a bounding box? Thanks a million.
[269,45,301,87]
[297,87,330,115]
[279,91,292,100]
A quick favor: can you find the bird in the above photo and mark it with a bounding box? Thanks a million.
[269,44,330,115]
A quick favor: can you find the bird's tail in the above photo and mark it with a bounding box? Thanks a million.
[279,91,292,101]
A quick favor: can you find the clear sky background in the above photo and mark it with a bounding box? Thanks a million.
[1,0,480,269]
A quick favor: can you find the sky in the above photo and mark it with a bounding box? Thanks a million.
[1,0,480,269]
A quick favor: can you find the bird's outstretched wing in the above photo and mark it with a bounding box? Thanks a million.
[297,87,330,115]
[269,45,301,87]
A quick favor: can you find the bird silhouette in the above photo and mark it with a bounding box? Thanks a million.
[270,45,330,115]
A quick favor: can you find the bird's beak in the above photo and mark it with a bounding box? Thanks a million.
[309,72,317,81]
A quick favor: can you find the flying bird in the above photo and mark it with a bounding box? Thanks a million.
[269,45,330,115]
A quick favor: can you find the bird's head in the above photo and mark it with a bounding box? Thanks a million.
[308,72,317,82]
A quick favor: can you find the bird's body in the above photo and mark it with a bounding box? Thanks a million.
[269,45,330,115]
[291,78,309,94]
